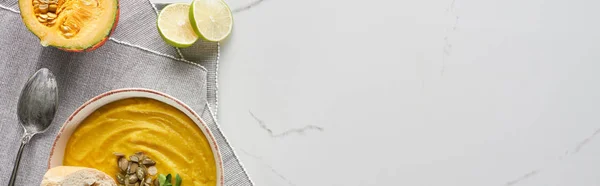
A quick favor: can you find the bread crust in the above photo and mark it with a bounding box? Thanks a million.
[41,166,116,186]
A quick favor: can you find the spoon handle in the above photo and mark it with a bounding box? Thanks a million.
[8,133,33,186]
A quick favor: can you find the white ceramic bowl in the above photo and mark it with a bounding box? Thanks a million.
[48,88,223,186]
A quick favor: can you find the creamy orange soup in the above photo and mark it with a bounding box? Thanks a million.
[63,98,217,186]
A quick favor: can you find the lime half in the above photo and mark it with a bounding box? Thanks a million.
[189,0,233,42]
[157,3,199,48]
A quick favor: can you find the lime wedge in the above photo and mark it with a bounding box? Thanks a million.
[157,3,199,48]
[189,0,233,42]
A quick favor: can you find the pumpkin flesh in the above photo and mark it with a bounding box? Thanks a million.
[19,0,118,51]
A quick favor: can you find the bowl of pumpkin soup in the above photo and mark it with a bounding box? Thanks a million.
[48,88,223,186]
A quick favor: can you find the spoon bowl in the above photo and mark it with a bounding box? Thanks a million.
[17,68,58,133]
[8,68,58,186]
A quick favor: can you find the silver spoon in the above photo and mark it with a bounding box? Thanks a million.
[8,68,58,186]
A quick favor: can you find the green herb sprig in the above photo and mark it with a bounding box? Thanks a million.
[158,173,182,186]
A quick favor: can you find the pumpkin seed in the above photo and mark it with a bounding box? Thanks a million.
[60,25,70,32]
[136,152,146,160]
[37,16,47,23]
[39,14,48,19]
[141,158,155,166]
[116,173,126,184]
[48,4,56,12]
[129,155,139,163]
[128,162,139,174]
[47,13,56,20]
[136,166,145,179]
[128,174,138,184]
[64,33,74,37]
[114,152,125,157]
[118,157,129,172]
[135,151,145,156]
[38,4,48,13]
[147,166,157,176]
[40,0,48,3]
[115,152,160,186]
[47,19,56,25]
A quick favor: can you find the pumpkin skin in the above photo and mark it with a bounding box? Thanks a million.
[19,0,119,52]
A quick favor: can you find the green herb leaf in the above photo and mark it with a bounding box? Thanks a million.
[175,174,182,186]
[158,174,167,186]
[165,174,173,186]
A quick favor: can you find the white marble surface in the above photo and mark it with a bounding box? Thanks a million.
[153,0,600,185]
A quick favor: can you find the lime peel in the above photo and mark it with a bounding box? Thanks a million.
[189,0,233,42]
[157,3,199,48]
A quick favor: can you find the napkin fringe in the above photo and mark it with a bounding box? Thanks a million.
[109,38,207,71]
[214,42,221,115]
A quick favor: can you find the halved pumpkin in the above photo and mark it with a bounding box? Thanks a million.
[19,0,119,52]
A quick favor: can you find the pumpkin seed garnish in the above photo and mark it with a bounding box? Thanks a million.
[141,158,156,166]
[147,166,157,176]
[116,173,126,184]
[129,155,139,163]
[128,174,138,184]
[135,152,145,159]
[118,157,129,172]
[114,152,160,186]
[128,162,139,174]
[136,166,145,179]
[113,152,125,157]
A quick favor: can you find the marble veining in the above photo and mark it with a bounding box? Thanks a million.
[504,170,540,186]
[248,110,323,138]
[573,128,600,153]
[441,0,459,75]
[240,149,297,186]
[504,127,600,185]
[232,0,266,13]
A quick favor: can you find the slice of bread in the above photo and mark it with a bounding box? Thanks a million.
[41,166,116,186]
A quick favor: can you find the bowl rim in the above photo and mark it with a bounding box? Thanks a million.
[47,88,224,185]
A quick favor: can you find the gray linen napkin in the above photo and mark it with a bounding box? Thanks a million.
[0,0,252,185]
